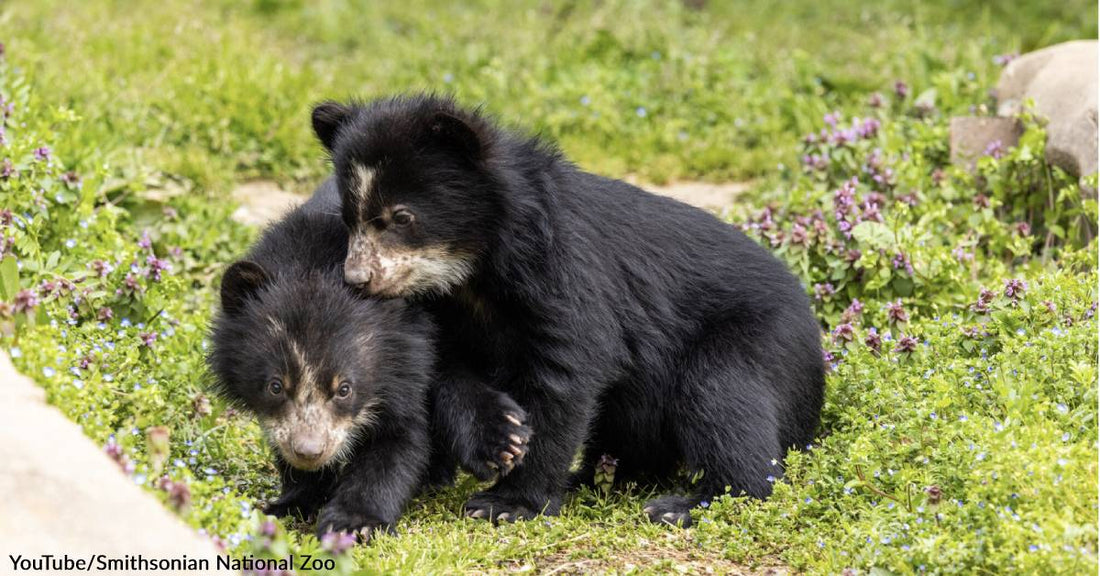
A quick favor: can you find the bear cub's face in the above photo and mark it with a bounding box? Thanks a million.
[311,98,500,299]
[209,261,389,471]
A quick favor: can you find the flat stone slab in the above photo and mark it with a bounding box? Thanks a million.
[0,353,231,575]
[995,40,1098,178]
[949,116,1022,168]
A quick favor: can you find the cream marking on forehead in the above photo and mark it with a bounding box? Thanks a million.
[351,164,375,217]
[266,316,286,338]
[288,339,317,393]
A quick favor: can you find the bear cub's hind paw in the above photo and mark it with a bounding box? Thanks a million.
[643,495,696,528]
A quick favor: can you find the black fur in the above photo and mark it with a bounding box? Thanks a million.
[207,181,530,538]
[320,95,826,527]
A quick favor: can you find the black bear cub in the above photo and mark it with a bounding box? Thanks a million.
[207,181,530,539]
[312,95,826,527]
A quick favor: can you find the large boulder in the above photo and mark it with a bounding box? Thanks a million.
[995,40,1098,178]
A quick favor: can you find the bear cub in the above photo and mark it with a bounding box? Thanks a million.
[312,95,826,527]
[207,180,530,538]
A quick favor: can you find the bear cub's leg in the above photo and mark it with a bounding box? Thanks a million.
[429,368,532,483]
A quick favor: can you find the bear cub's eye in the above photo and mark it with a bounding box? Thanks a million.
[336,382,353,399]
[268,379,283,396]
[391,207,414,227]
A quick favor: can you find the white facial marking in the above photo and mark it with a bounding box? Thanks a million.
[352,164,375,207]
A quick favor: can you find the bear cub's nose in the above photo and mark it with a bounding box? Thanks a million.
[291,435,325,461]
[344,266,372,286]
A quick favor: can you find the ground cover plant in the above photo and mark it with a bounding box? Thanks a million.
[0,1,1096,573]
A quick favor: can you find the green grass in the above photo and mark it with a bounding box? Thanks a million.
[4,0,1095,190]
[0,1,1097,574]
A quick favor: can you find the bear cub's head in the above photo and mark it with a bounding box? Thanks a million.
[208,261,431,471]
[311,95,510,299]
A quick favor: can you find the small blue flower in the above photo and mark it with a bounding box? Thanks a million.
[42,366,56,378]
[635,106,647,118]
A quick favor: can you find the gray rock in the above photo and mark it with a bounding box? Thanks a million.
[995,40,1098,178]
[0,353,232,575]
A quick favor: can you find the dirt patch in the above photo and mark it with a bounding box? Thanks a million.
[230,181,307,226]
[640,181,754,211]
[229,179,752,226]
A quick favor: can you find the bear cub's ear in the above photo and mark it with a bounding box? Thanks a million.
[425,111,485,161]
[312,101,353,151]
[221,261,270,315]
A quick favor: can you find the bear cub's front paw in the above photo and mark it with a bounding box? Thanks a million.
[465,391,532,480]
[315,503,395,543]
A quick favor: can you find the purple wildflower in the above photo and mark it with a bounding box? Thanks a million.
[984,139,1005,159]
[952,246,974,262]
[867,92,884,108]
[973,288,995,313]
[146,255,170,282]
[892,252,914,275]
[0,209,10,226]
[138,230,152,250]
[321,531,358,555]
[856,117,881,139]
[37,279,58,296]
[165,480,192,512]
[822,349,836,365]
[1042,300,1057,314]
[924,485,944,504]
[893,335,918,354]
[260,520,278,538]
[841,299,864,324]
[864,327,882,353]
[885,300,909,324]
[596,453,619,475]
[931,168,946,186]
[33,146,51,162]
[789,223,810,247]
[973,194,990,209]
[993,53,1018,67]
[12,289,37,313]
[1013,221,1031,236]
[1,158,13,179]
[832,323,855,344]
[1003,278,1027,301]
[61,171,82,188]
[896,191,919,207]
[123,272,140,292]
[813,282,835,301]
[97,307,114,321]
[140,332,158,347]
[894,81,909,99]
[91,259,113,278]
[824,111,841,128]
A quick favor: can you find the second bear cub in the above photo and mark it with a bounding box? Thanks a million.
[208,181,529,538]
